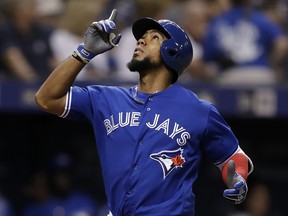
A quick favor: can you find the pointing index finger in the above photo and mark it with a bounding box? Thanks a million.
[109,9,118,22]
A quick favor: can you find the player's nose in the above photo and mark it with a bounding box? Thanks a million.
[137,38,146,46]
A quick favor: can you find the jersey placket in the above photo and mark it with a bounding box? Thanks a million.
[121,95,155,215]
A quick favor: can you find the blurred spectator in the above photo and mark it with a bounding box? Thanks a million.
[204,0,231,20]
[164,0,214,82]
[0,0,58,82]
[181,1,212,82]
[0,192,14,216]
[22,171,50,216]
[261,0,288,81]
[202,0,288,85]
[23,152,99,216]
[35,0,64,30]
[49,0,114,81]
[260,0,288,30]
[107,0,135,30]
[227,178,284,216]
[112,0,174,82]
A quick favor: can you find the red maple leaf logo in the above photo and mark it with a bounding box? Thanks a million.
[172,155,185,167]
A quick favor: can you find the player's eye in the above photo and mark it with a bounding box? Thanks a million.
[152,35,160,40]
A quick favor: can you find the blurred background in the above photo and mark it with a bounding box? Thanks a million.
[0,0,288,215]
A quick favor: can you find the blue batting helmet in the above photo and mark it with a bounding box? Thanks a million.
[132,17,193,83]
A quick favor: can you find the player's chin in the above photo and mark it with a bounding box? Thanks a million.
[127,58,142,72]
[132,53,143,60]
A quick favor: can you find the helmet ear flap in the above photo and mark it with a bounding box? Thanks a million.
[160,39,179,72]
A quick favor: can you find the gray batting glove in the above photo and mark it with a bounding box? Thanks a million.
[75,9,121,63]
[223,160,248,204]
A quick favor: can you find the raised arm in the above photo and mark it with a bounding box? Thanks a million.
[35,56,85,115]
[35,9,121,116]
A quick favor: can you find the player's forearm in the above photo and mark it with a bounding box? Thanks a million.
[222,153,248,183]
[35,56,85,114]
[220,147,254,186]
[221,149,254,204]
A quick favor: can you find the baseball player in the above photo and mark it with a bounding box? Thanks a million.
[35,9,254,216]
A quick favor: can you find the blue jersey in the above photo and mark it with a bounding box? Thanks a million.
[202,6,284,69]
[60,84,238,216]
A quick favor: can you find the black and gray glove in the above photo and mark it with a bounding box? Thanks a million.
[223,160,248,204]
[73,9,121,64]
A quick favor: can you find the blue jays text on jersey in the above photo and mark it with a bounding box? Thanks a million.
[59,84,239,216]
[103,112,191,146]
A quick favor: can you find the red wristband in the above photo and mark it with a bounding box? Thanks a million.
[222,153,249,183]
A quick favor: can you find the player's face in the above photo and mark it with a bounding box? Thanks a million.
[127,29,167,72]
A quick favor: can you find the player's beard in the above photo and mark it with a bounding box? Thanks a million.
[127,56,162,73]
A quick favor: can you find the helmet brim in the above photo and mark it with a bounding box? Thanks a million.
[132,17,171,40]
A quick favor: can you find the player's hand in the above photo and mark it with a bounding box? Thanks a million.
[75,9,122,63]
[223,160,248,204]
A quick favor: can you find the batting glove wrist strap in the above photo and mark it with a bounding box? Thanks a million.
[73,44,94,64]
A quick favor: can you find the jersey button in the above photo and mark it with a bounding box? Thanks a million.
[134,165,139,170]
[139,141,143,145]
[128,189,134,195]
[147,107,151,111]
[149,97,153,101]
